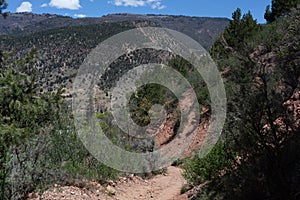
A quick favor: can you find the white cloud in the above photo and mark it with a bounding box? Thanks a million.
[16,1,33,12]
[109,0,165,9]
[112,0,145,7]
[41,3,48,8]
[49,0,82,10]
[149,0,165,10]
[74,14,86,18]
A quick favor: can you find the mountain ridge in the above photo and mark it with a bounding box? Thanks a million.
[0,12,229,50]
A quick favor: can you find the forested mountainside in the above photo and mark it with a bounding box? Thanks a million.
[0,12,229,49]
[0,13,228,93]
[1,21,146,93]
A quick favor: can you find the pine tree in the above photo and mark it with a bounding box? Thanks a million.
[0,50,65,199]
[210,8,259,59]
[0,0,8,18]
[0,0,8,65]
[264,0,299,23]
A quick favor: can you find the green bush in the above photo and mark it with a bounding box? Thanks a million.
[183,142,233,186]
[0,51,119,199]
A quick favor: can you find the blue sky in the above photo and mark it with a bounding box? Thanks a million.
[6,0,271,23]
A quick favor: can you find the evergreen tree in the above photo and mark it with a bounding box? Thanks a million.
[210,8,259,59]
[0,0,8,18]
[185,7,300,200]
[264,0,299,23]
[0,50,65,199]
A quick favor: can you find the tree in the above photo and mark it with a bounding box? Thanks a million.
[215,9,300,199]
[185,7,300,200]
[264,0,299,23]
[0,50,65,199]
[0,0,8,18]
[0,0,8,65]
[210,8,259,59]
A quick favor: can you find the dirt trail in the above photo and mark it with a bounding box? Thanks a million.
[38,166,188,200]
[38,90,205,200]
[114,166,187,200]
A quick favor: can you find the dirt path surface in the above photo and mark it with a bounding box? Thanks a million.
[37,166,188,200]
[114,166,187,200]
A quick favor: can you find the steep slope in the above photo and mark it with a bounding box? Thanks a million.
[0,14,228,93]
[0,21,149,92]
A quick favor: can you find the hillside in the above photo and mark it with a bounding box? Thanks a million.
[0,12,229,49]
[0,13,228,93]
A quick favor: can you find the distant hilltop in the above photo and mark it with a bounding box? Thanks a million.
[0,12,229,49]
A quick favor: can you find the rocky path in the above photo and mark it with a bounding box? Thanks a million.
[36,166,188,200]
[114,166,187,200]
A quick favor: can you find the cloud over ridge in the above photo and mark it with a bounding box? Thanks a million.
[49,0,82,10]
[16,1,33,13]
[110,0,165,10]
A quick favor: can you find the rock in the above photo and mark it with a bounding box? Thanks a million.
[28,192,39,199]
[108,180,116,186]
[129,174,135,180]
[106,185,116,195]
[90,181,98,187]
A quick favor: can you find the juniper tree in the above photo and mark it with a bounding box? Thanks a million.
[265,0,299,23]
